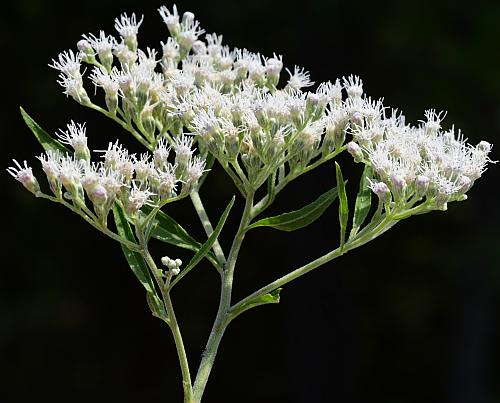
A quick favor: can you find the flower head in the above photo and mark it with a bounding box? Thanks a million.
[7,160,39,194]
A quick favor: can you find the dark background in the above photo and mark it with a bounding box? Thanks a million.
[2,0,500,402]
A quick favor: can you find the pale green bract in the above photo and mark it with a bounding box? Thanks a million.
[7,4,494,402]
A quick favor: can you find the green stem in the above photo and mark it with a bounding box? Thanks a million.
[37,193,141,252]
[253,146,346,217]
[87,103,154,151]
[192,192,255,402]
[221,162,246,198]
[190,190,227,266]
[139,237,194,403]
[229,215,396,320]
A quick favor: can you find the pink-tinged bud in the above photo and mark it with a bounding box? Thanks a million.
[370,181,391,203]
[415,175,429,196]
[7,160,40,195]
[350,111,364,127]
[390,174,406,191]
[347,141,363,162]
[390,173,406,201]
[90,184,108,205]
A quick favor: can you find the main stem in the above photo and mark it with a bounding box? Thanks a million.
[192,192,255,402]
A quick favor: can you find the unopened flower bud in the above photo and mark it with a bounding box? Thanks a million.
[351,111,364,127]
[390,173,406,201]
[415,175,429,197]
[347,141,363,162]
[265,57,283,86]
[89,184,108,205]
[370,181,391,203]
[306,93,320,115]
[77,39,95,63]
[182,12,195,25]
[192,40,206,55]
[161,256,182,275]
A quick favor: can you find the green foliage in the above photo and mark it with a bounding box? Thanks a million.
[170,196,235,288]
[112,204,157,294]
[229,288,282,319]
[144,207,220,269]
[350,165,373,238]
[335,163,348,249]
[247,187,339,232]
[20,107,70,154]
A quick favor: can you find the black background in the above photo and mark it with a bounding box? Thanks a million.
[2,0,500,402]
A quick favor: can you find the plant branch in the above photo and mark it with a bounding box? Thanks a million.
[37,193,141,252]
[87,103,154,151]
[229,215,396,321]
[139,234,194,403]
[190,190,227,266]
[192,191,255,402]
[253,146,346,217]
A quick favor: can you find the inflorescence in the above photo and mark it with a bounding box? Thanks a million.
[9,4,494,219]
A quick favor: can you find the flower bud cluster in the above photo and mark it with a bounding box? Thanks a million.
[348,108,494,211]
[9,123,205,223]
[161,255,182,275]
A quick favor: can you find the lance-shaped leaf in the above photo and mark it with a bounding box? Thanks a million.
[169,196,235,288]
[144,206,219,268]
[112,204,156,294]
[335,163,349,250]
[144,206,199,250]
[350,165,373,239]
[20,107,70,154]
[246,187,338,232]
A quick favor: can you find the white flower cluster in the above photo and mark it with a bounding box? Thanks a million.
[48,5,370,189]
[37,4,494,210]
[346,109,493,210]
[8,122,205,221]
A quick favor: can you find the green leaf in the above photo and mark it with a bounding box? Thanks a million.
[144,206,220,270]
[335,163,349,249]
[229,288,282,319]
[146,292,167,320]
[350,165,373,238]
[112,204,156,294]
[170,196,235,288]
[145,206,200,250]
[247,187,339,232]
[20,107,70,154]
[255,288,282,305]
